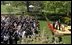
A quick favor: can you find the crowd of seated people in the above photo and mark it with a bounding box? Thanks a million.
[1,15,40,44]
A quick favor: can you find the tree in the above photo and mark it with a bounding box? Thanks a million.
[18,5,27,15]
[28,1,42,14]
[26,1,29,13]
[42,1,71,15]
[41,1,71,20]
[6,4,13,14]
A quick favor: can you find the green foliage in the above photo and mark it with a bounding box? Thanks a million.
[63,17,71,25]
[6,5,13,14]
[8,1,26,8]
[1,1,71,15]
[1,1,27,14]
[18,5,27,14]
[1,5,7,13]
[42,1,71,15]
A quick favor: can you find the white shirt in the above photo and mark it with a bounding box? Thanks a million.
[22,31,26,38]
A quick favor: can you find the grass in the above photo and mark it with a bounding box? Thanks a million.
[62,35,71,44]
[18,20,71,44]
[39,20,71,44]
[1,5,71,44]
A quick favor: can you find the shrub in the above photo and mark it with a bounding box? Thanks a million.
[62,17,71,25]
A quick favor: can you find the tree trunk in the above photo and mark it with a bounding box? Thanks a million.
[26,1,29,12]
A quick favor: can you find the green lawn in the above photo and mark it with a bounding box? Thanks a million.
[39,20,71,44]
[1,5,71,44]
